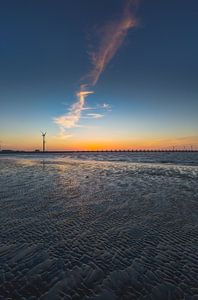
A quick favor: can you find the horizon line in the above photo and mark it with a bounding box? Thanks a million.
[1,149,198,154]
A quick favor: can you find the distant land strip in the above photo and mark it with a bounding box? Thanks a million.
[0,150,198,154]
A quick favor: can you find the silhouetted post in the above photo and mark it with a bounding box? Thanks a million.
[41,131,46,152]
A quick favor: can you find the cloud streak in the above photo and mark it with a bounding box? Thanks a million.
[54,87,94,137]
[55,0,139,138]
[88,0,139,85]
[85,113,104,119]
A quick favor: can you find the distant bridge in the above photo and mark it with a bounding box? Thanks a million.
[0,149,197,154]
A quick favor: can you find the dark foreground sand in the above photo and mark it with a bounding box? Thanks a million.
[0,153,198,299]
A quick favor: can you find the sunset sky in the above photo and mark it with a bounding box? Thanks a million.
[0,0,198,150]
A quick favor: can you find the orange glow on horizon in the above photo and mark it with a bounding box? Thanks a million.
[2,134,198,151]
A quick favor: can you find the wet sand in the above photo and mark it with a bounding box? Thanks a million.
[0,153,198,299]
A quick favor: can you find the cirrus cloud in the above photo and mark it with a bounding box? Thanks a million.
[54,0,139,138]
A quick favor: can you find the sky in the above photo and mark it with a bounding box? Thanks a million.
[0,0,198,151]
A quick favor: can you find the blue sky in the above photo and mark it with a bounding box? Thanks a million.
[0,0,198,150]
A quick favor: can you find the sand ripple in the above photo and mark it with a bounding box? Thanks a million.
[0,154,198,299]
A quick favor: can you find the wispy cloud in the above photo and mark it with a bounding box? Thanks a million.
[82,103,112,111]
[54,87,94,137]
[58,128,73,139]
[99,103,112,111]
[54,0,139,138]
[87,0,139,85]
[85,113,104,119]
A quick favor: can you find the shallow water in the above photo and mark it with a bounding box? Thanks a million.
[0,153,198,299]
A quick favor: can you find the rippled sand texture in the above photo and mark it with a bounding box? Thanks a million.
[0,154,198,299]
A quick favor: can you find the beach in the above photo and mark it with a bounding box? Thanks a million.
[0,153,198,299]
